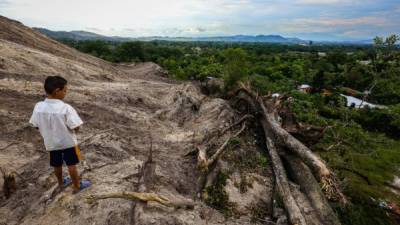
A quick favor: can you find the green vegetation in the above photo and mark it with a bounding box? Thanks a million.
[204,172,237,217]
[224,136,269,174]
[250,201,270,223]
[60,35,400,224]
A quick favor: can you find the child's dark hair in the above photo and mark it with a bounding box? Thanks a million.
[44,76,67,94]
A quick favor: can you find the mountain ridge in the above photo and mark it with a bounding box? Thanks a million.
[34,27,311,44]
[34,27,375,44]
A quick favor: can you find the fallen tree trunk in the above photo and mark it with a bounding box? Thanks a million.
[237,85,331,180]
[264,134,307,225]
[282,152,341,225]
[264,108,330,178]
[237,85,347,203]
[231,83,345,224]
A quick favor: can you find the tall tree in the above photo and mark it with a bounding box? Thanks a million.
[222,48,248,90]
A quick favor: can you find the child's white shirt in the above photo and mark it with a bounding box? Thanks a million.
[29,98,83,151]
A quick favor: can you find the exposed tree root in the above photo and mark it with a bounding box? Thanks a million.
[86,191,196,209]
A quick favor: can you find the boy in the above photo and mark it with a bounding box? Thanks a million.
[29,76,90,193]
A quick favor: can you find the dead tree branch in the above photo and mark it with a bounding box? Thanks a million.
[220,114,253,134]
[197,122,246,172]
[86,191,195,209]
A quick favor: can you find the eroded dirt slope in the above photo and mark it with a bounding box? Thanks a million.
[0,16,273,225]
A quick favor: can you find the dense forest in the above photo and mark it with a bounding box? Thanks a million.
[60,37,400,225]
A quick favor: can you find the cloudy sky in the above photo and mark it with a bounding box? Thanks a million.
[0,0,399,41]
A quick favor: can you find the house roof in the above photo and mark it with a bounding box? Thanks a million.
[340,94,386,109]
[299,84,311,89]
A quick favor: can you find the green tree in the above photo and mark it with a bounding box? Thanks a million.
[222,48,248,90]
[115,41,145,62]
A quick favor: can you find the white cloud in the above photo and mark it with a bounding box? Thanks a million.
[0,0,398,39]
[296,16,386,26]
[0,0,283,36]
[295,0,362,5]
[83,21,230,37]
[0,0,10,7]
[265,15,394,39]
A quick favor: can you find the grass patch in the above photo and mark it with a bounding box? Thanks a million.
[335,203,394,225]
[250,201,270,223]
[204,172,238,217]
[224,136,270,175]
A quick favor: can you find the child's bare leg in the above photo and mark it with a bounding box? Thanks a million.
[54,166,63,187]
[67,165,80,191]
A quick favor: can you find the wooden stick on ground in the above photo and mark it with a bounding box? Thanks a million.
[86,191,195,209]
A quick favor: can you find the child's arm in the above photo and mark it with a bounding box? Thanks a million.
[66,105,83,130]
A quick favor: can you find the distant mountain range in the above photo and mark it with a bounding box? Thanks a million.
[34,27,372,45]
[34,28,313,44]
[34,28,133,42]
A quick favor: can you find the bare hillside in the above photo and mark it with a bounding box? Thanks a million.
[0,16,274,225]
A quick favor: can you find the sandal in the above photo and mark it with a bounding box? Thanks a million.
[73,180,91,193]
[63,176,72,187]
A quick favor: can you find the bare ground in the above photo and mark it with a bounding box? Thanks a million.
[0,16,274,225]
